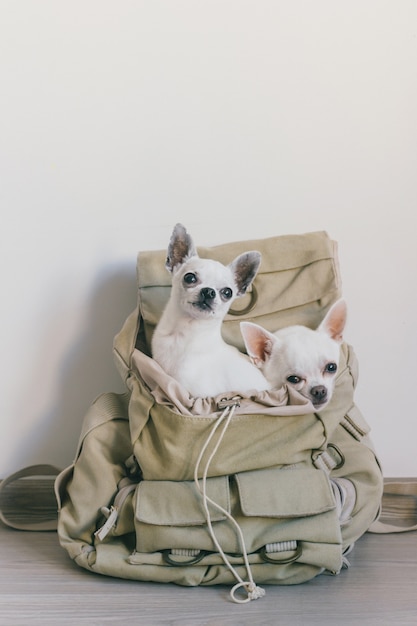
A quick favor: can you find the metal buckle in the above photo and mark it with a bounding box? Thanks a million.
[327,443,345,470]
[312,444,345,473]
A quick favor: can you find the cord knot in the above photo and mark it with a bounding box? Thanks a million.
[248,584,266,600]
[230,581,266,603]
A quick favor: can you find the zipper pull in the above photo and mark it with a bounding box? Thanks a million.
[95,506,119,541]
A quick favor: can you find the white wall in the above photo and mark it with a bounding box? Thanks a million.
[1,1,416,478]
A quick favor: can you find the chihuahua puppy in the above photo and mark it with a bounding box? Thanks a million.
[151,223,270,397]
[240,299,347,409]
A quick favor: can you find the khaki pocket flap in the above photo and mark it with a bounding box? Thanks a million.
[136,477,230,526]
[235,468,336,518]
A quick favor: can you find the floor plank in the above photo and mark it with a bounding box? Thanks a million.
[0,523,416,625]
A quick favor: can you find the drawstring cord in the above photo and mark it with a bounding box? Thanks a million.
[193,400,266,604]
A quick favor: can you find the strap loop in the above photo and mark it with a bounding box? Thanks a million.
[228,284,258,316]
[162,549,209,566]
[259,541,302,564]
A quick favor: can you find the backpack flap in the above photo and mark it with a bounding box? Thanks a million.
[134,476,230,554]
[131,230,341,356]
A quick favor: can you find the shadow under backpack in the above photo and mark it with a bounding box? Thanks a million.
[13,232,394,602]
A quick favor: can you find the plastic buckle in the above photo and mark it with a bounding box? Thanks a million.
[217,396,241,410]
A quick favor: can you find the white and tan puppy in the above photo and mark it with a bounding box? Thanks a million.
[151,223,270,398]
[240,299,347,409]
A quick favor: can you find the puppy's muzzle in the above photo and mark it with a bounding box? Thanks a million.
[310,385,328,406]
[200,287,216,301]
[194,287,217,311]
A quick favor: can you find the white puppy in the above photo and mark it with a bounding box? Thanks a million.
[240,299,347,409]
[151,224,270,397]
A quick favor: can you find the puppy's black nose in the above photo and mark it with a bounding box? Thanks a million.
[310,385,327,402]
[200,287,216,301]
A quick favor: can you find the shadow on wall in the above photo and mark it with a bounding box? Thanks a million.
[19,264,138,471]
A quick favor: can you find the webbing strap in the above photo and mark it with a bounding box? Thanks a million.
[313,445,344,474]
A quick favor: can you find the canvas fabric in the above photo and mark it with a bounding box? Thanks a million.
[55,230,384,591]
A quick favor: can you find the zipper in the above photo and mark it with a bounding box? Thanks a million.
[94,480,137,541]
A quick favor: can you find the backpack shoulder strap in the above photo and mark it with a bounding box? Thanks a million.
[2,466,416,534]
[368,479,417,533]
[0,464,60,531]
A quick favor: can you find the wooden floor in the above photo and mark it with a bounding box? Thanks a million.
[0,523,416,626]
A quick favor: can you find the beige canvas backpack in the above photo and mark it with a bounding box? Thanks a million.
[2,230,410,603]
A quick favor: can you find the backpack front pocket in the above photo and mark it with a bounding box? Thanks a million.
[131,467,343,575]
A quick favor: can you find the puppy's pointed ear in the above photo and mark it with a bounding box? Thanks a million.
[240,321,275,367]
[165,223,197,272]
[318,298,347,343]
[229,251,261,296]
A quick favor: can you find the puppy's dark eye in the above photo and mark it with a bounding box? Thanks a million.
[325,362,338,374]
[183,272,197,285]
[287,375,301,384]
[220,287,233,300]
